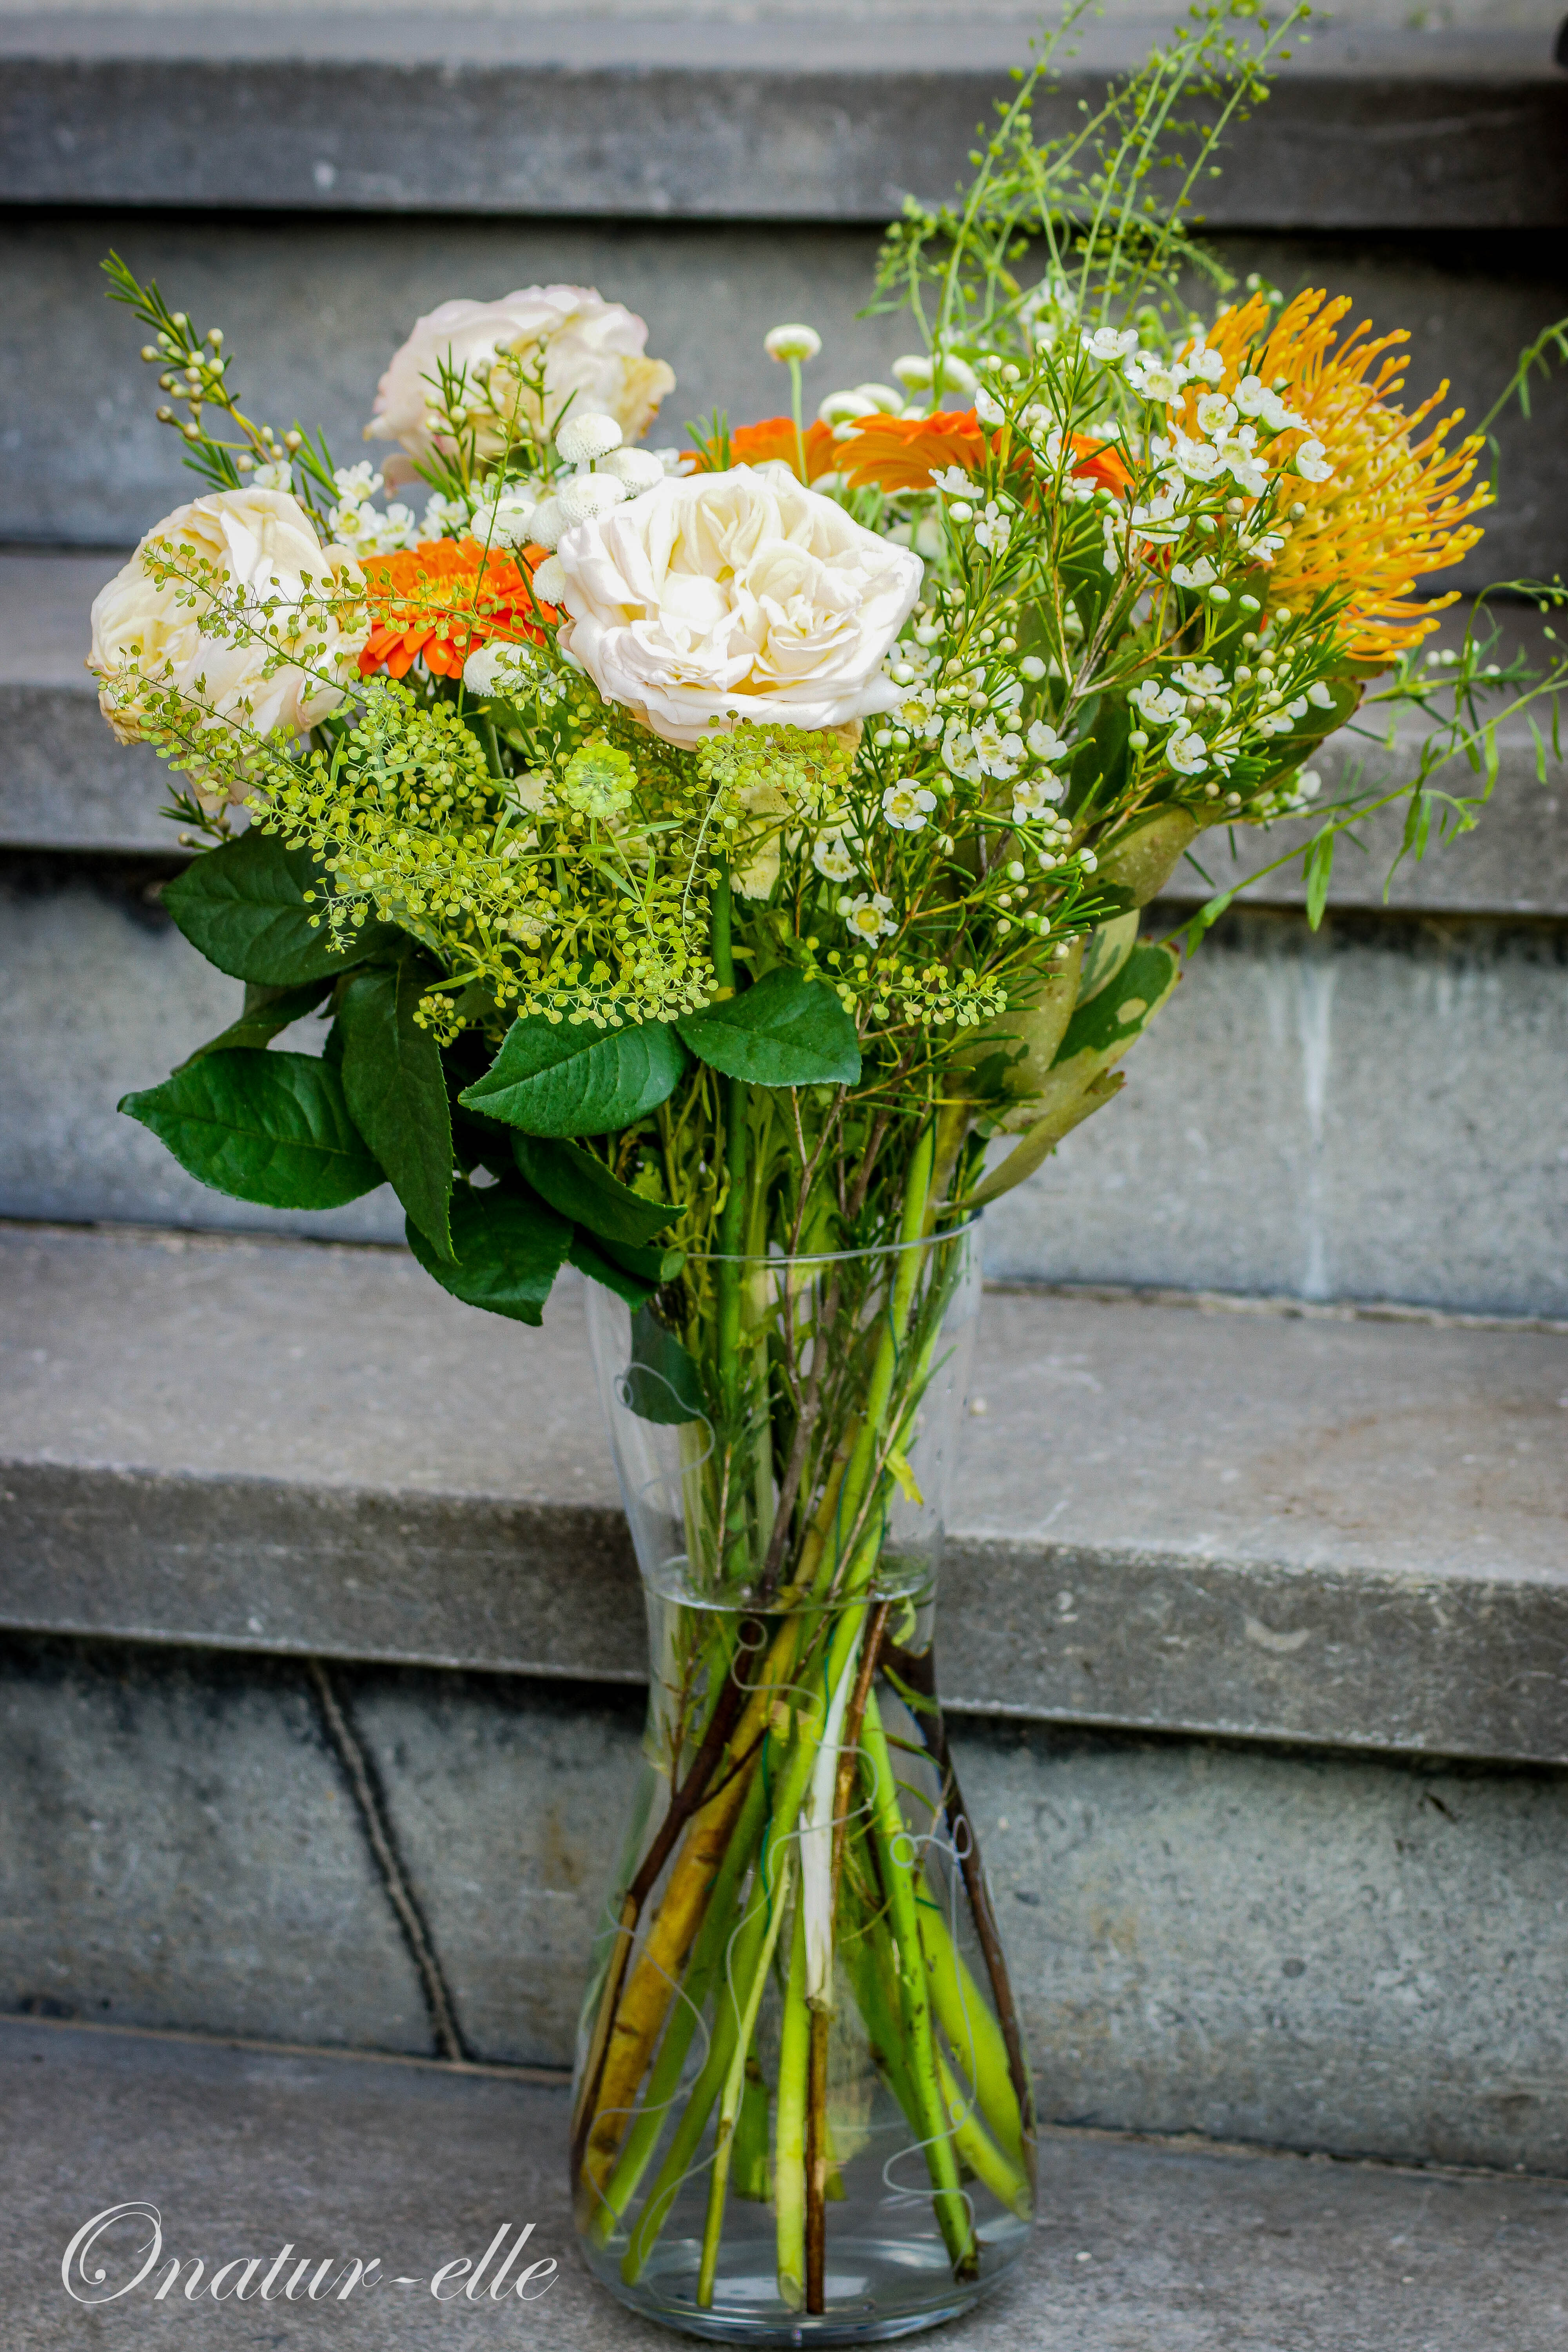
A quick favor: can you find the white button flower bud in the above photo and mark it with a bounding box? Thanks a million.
[892,354,935,389]
[602,446,666,494]
[765,324,822,363]
[558,473,628,528]
[819,390,880,426]
[532,553,568,604]
[931,353,978,400]
[556,411,624,465]
[526,495,564,548]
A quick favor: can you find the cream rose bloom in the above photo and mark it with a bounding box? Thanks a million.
[553,465,924,751]
[87,487,367,805]
[367,286,675,477]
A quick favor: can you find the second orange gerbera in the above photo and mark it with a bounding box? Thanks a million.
[831,407,1130,500]
[358,537,556,680]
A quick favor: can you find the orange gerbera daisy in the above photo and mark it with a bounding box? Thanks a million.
[685,416,840,482]
[831,406,1131,501]
[1179,290,1491,662]
[358,537,556,681]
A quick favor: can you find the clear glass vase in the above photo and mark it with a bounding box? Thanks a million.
[572,1223,1034,2345]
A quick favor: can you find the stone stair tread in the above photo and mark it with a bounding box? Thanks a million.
[2,11,1563,225]
[3,1219,1566,1763]
[5,2016,1565,2351]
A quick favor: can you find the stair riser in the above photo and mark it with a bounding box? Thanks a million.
[4,859,1564,1315]
[5,1632,1564,2175]
[3,214,1564,582]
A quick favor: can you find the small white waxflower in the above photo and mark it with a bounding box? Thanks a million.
[603,446,666,494]
[252,459,293,491]
[1019,655,1046,683]
[1171,434,1224,485]
[1295,439,1334,484]
[882,779,938,831]
[532,554,568,603]
[556,411,623,465]
[1011,773,1064,819]
[1132,679,1187,728]
[970,719,1025,777]
[1196,392,1239,439]
[1171,556,1219,590]
[1306,680,1334,708]
[972,500,1012,552]
[839,889,897,941]
[558,473,627,528]
[1083,327,1139,361]
[973,388,1006,428]
[1167,730,1209,775]
[1124,351,1189,404]
[1177,662,1227,695]
[898,683,942,741]
[1184,345,1227,385]
[1298,768,1323,799]
[931,465,975,497]
[1027,720,1070,763]
[765,323,822,363]
[1218,440,1268,499]
[813,832,857,882]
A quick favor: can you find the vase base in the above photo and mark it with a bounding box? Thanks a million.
[583,2225,1024,2346]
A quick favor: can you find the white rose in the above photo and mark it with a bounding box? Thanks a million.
[87,487,366,804]
[552,465,923,750]
[367,285,676,477]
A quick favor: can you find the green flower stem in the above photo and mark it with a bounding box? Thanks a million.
[589,1756,772,2247]
[935,2049,1031,2220]
[711,871,746,1427]
[812,1124,936,1599]
[698,1850,794,2307]
[918,1899,1027,2169]
[859,1686,978,2278]
[774,1887,811,2310]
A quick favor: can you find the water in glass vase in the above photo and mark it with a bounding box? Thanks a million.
[573,1223,1034,2345]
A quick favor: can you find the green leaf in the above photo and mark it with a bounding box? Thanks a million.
[1051,942,1179,1072]
[1304,831,1334,931]
[163,828,400,986]
[514,1136,680,1248]
[676,969,860,1088]
[339,957,455,1260]
[568,1230,661,1310]
[406,1183,570,1325]
[175,977,333,1068]
[460,1017,686,1137]
[624,1304,707,1425]
[120,1050,381,1210]
[1075,911,1140,1007]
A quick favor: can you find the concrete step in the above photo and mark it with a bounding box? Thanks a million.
[8,2017,1566,2352]
[4,9,1565,227]
[4,1222,1568,2170]
[5,1219,1566,1764]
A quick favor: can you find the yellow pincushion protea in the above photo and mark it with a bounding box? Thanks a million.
[1179,290,1492,666]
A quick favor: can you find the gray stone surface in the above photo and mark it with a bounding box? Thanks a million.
[986,906,1568,1318]
[1,11,1565,228]
[0,1633,435,2053]
[4,1222,1567,1762]
[6,2018,1566,2351]
[5,218,1564,582]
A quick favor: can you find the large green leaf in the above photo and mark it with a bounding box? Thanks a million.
[339,958,455,1260]
[175,977,333,1068]
[568,1231,661,1310]
[460,1016,686,1137]
[163,828,400,986]
[625,1304,707,1425]
[676,969,860,1088]
[120,1049,381,1209]
[407,1183,571,1324]
[1052,941,1179,1073]
[514,1136,680,1248]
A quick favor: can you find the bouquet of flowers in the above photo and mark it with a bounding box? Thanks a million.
[83,5,1562,2337]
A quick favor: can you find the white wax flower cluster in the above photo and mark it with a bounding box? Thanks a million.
[87,488,366,805]
[550,464,923,750]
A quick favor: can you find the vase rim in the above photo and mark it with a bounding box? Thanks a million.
[684,1212,980,1270]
